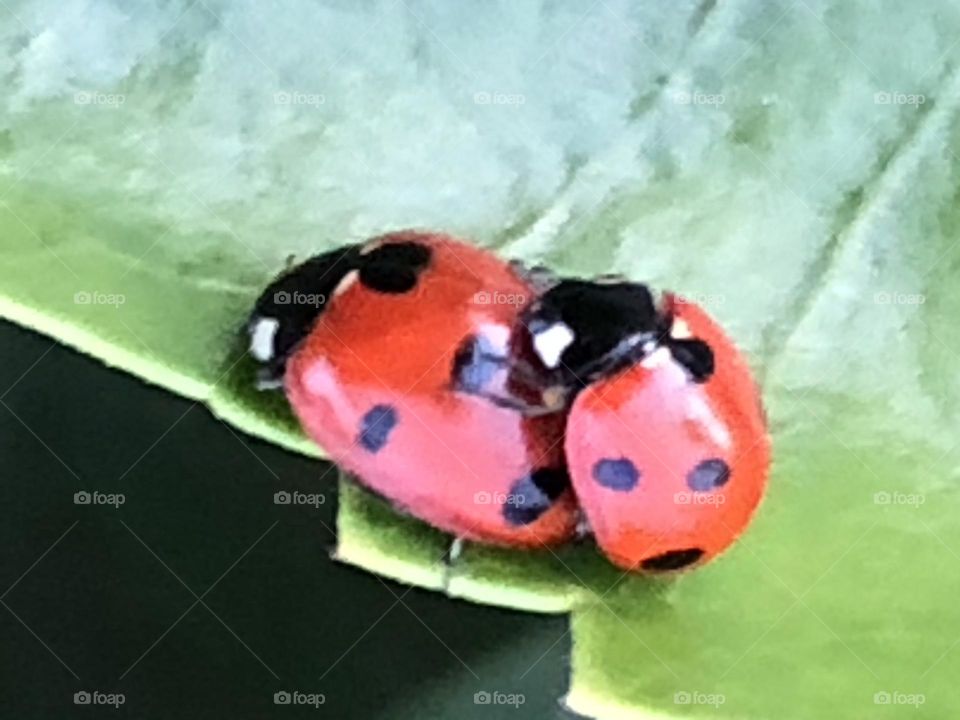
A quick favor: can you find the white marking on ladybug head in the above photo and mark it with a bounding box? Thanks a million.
[249,317,280,362]
[671,318,692,339]
[532,322,575,369]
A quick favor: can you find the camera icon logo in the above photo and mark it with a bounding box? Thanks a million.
[474,691,491,704]
[74,491,91,505]
[473,491,492,505]
[74,691,91,705]
[274,691,291,705]
[274,491,292,505]
[273,291,291,305]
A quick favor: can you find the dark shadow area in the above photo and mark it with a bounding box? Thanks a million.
[0,321,578,719]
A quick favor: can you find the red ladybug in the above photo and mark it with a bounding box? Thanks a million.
[522,280,770,573]
[247,231,577,548]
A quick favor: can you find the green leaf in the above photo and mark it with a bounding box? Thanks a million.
[3,1,960,717]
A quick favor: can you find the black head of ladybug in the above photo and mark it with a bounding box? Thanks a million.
[246,244,362,388]
[246,237,435,389]
[521,278,714,391]
[521,279,659,386]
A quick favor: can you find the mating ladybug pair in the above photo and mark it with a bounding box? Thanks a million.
[246,232,770,574]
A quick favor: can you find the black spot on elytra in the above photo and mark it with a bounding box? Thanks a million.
[357,404,398,453]
[451,334,503,393]
[591,458,640,492]
[502,468,570,526]
[641,548,704,572]
[669,338,714,382]
[359,242,432,294]
[687,458,730,492]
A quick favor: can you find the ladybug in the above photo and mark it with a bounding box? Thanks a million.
[247,231,577,549]
[521,279,770,573]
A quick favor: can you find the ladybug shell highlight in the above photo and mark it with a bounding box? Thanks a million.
[565,294,770,573]
[285,232,577,547]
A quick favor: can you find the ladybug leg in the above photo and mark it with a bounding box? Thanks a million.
[574,510,593,541]
[440,537,466,591]
[254,368,285,391]
[444,537,465,565]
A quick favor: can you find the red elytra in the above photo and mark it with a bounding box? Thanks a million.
[250,232,770,573]
[564,293,770,573]
[283,232,577,547]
